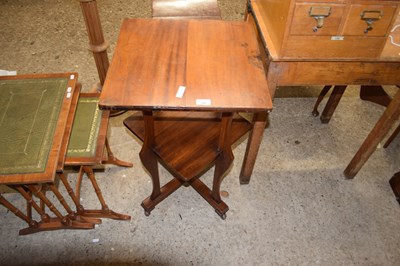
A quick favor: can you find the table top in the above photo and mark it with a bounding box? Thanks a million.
[99,18,272,112]
[0,73,78,185]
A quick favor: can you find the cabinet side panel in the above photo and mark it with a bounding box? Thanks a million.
[380,9,400,59]
[254,0,291,56]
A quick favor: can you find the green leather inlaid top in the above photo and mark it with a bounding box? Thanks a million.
[67,98,101,158]
[0,78,68,174]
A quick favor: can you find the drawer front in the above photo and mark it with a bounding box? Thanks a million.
[342,4,398,36]
[290,3,346,35]
[283,35,386,59]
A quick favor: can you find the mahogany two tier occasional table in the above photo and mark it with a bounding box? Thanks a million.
[99,18,272,218]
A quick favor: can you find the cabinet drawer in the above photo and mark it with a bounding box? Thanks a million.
[283,35,385,59]
[342,4,398,36]
[290,3,345,35]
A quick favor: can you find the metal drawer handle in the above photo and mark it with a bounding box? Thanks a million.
[309,6,332,32]
[361,10,383,34]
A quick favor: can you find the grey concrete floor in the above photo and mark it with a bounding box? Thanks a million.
[1,0,400,265]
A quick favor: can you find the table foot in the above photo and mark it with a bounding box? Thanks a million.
[240,179,250,185]
[215,210,227,220]
[141,176,230,218]
[191,178,229,219]
[141,178,183,216]
[78,209,131,220]
[18,217,95,236]
[73,214,102,225]
[103,138,133,167]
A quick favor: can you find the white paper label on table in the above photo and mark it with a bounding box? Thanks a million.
[176,86,186,98]
[331,36,344,41]
[196,99,211,106]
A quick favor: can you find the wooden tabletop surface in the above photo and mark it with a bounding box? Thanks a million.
[99,18,272,112]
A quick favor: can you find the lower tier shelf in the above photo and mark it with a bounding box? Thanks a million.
[124,111,252,182]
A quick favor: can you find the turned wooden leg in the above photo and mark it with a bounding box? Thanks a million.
[15,185,50,222]
[83,166,109,211]
[58,172,85,214]
[58,172,102,224]
[77,0,109,86]
[27,185,67,224]
[48,184,75,218]
[79,165,131,220]
[0,193,38,227]
[14,185,95,235]
[240,111,268,184]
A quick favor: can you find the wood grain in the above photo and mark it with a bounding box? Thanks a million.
[100,18,272,112]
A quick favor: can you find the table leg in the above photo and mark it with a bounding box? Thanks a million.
[344,89,400,179]
[189,113,233,219]
[140,111,183,215]
[0,193,38,228]
[27,185,69,224]
[58,172,102,225]
[212,112,234,218]
[103,138,134,167]
[15,186,50,223]
[240,111,268,184]
[47,183,101,226]
[78,165,131,220]
[312,85,333,117]
[320,85,347,123]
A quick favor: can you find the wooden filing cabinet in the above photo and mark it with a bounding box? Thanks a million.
[252,0,400,59]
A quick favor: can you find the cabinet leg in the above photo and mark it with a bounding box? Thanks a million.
[344,89,400,178]
[312,85,332,117]
[320,85,347,123]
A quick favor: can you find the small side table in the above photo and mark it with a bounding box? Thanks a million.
[99,18,272,218]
